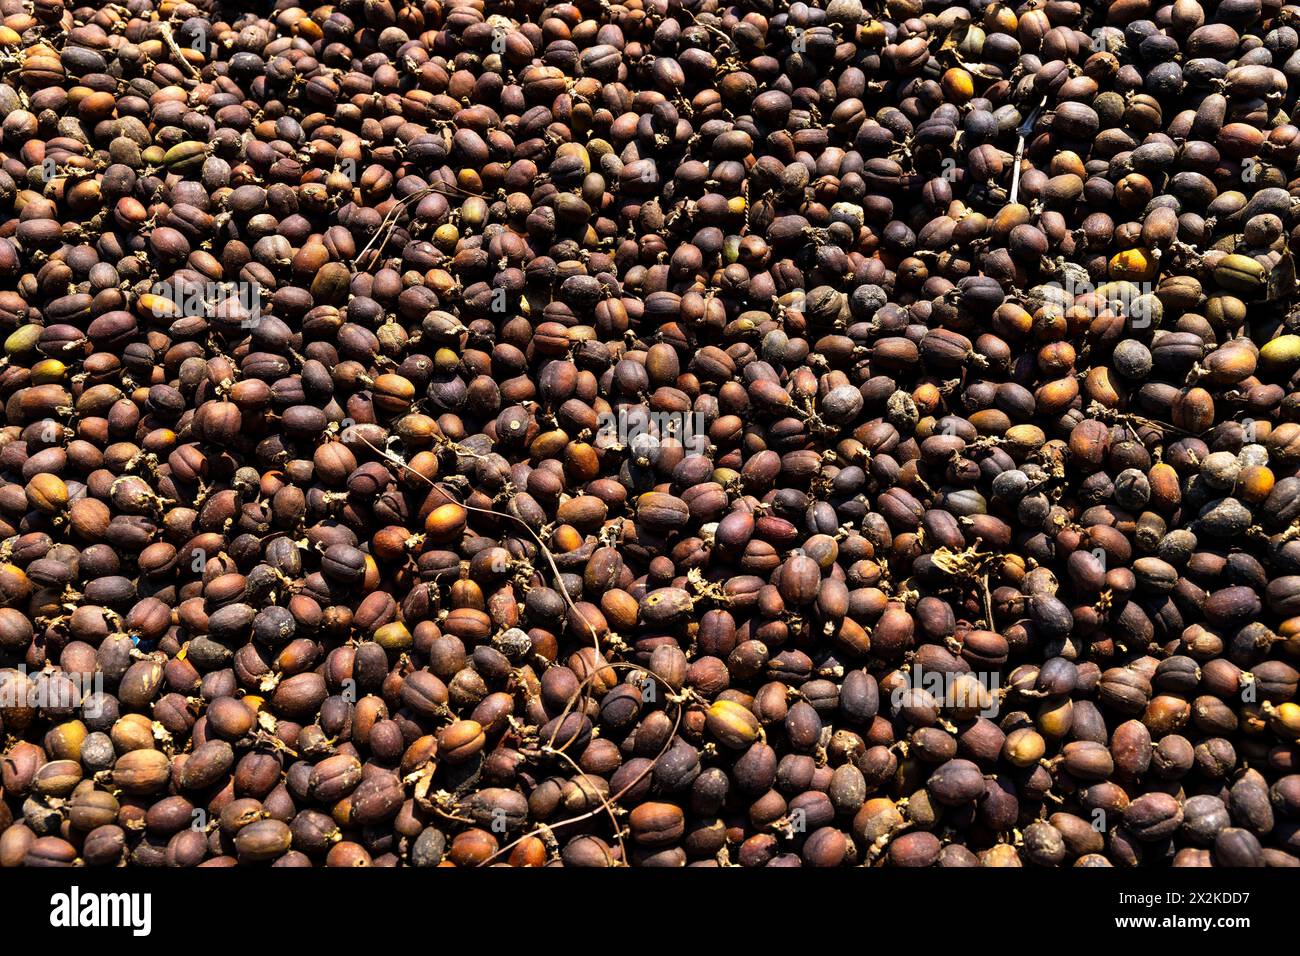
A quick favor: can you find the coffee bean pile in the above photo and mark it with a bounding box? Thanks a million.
[2,0,1300,867]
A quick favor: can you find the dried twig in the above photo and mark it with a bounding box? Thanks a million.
[1009,96,1048,206]
[159,23,202,81]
